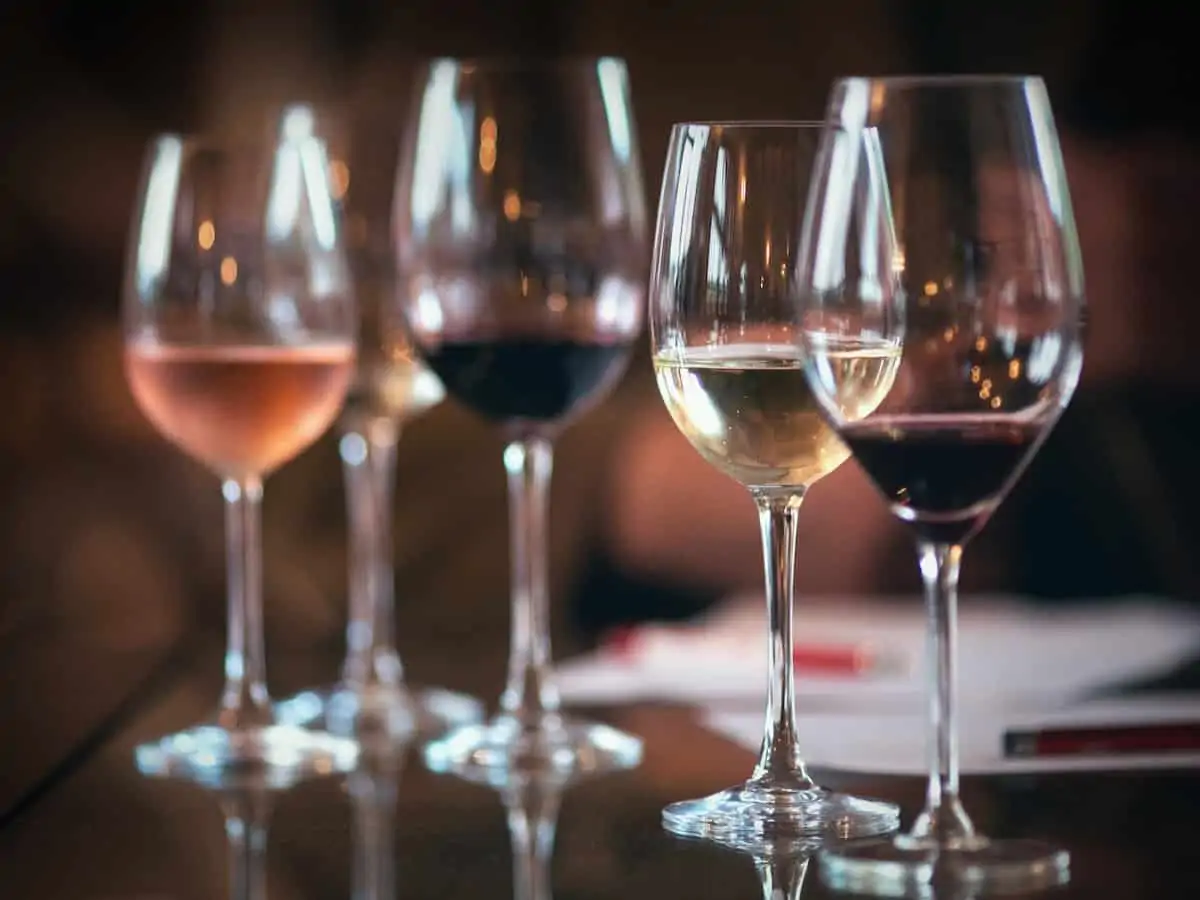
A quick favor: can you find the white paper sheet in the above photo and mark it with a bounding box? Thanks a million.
[703,695,1200,774]
[556,596,1200,712]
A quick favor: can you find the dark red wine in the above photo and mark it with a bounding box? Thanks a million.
[842,418,1041,542]
[422,338,631,427]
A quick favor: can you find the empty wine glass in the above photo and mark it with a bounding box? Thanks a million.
[649,122,900,847]
[273,109,482,741]
[796,76,1084,894]
[394,58,647,778]
[124,106,359,778]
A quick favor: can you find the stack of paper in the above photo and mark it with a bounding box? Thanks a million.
[554,596,1200,773]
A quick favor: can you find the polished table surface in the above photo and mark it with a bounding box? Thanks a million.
[1,638,1198,900]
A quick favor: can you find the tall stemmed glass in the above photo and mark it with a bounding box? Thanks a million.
[796,77,1084,894]
[394,58,647,777]
[649,123,901,845]
[274,114,483,740]
[124,107,360,777]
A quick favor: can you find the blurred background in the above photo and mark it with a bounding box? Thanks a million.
[0,0,1195,709]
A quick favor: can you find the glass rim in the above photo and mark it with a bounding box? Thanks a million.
[145,133,331,156]
[669,119,826,130]
[835,73,1044,89]
[427,55,629,72]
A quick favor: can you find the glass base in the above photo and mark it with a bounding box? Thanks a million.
[663,781,900,849]
[134,723,360,783]
[819,834,1070,897]
[422,714,643,782]
[274,683,483,743]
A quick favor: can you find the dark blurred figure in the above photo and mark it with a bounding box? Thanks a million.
[602,2,1200,613]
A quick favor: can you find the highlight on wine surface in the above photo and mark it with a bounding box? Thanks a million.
[795,76,1085,893]
[648,121,901,847]
[121,107,360,781]
[395,58,649,779]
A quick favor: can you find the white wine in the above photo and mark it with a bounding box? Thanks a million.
[654,340,900,489]
[341,272,445,430]
[342,349,444,428]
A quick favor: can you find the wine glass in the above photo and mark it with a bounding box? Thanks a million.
[124,106,360,777]
[649,122,900,846]
[394,58,647,778]
[273,110,483,741]
[796,77,1084,894]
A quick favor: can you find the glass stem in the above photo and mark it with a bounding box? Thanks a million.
[749,490,814,789]
[756,855,810,900]
[912,541,976,844]
[499,438,561,727]
[340,420,404,691]
[218,477,272,729]
[223,792,271,900]
[349,762,400,900]
[506,781,561,900]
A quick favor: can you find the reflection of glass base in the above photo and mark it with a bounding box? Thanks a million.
[819,834,1070,897]
[275,683,483,743]
[663,782,899,849]
[134,723,360,782]
[423,714,643,783]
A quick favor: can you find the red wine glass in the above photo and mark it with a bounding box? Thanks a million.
[796,76,1085,894]
[393,59,648,779]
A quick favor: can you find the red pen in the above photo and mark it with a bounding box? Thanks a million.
[1004,722,1200,758]
[604,625,904,677]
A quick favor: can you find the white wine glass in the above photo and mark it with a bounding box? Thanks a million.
[274,109,483,742]
[124,106,360,778]
[395,58,648,779]
[796,76,1084,894]
[649,122,901,847]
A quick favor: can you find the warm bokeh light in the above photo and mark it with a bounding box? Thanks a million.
[503,190,521,221]
[219,256,238,285]
[479,116,497,173]
[329,159,350,199]
[198,221,215,250]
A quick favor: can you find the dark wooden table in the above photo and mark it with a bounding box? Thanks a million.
[0,638,1197,899]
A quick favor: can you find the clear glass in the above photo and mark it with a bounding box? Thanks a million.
[648,123,900,847]
[124,107,359,778]
[394,58,647,778]
[136,767,303,900]
[796,76,1084,895]
[459,765,580,900]
[347,746,406,900]
[273,109,482,742]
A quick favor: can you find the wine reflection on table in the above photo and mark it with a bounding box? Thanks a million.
[135,740,410,900]
[451,764,598,900]
[346,739,409,900]
[134,766,306,900]
[676,835,992,900]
